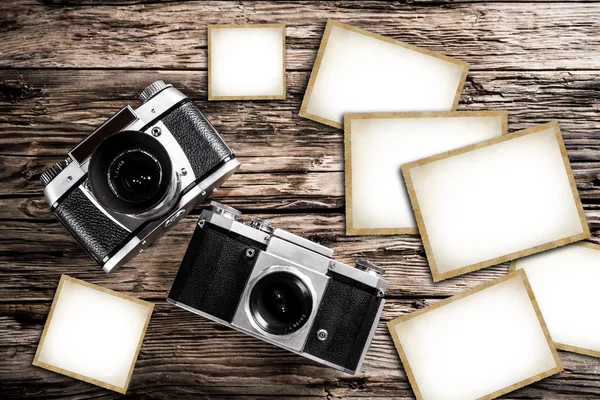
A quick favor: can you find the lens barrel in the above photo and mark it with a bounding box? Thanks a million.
[249,272,313,335]
[108,149,162,203]
[88,130,175,216]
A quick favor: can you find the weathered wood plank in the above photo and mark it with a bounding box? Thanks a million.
[3,155,600,212]
[1,210,598,302]
[0,212,509,300]
[2,70,600,159]
[2,2,600,70]
[0,157,346,209]
[1,69,600,208]
[40,0,595,6]
[1,301,600,399]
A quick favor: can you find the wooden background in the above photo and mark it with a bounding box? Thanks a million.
[1,0,600,398]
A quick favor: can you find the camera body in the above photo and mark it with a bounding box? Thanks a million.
[167,202,387,373]
[41,81,240,272]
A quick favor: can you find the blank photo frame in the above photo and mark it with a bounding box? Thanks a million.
[511,242,600,358]
[403,121,589,281]
[388,270,562,400]
[33,275,154,393]
[345,111,507,235]
[299,20,469,128]
[208,24,286,100]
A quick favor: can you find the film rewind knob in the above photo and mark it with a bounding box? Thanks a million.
[209,201,242,221]
[250,219,274,234]
[355,259,384,277]
[40,158,71,187]
[139,80,173,103]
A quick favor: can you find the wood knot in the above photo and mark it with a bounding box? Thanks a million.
[412,299,428,309]
[0,80,42,103]
[337,376,367,390]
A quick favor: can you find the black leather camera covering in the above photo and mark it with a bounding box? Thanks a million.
[168,225,258,322]
[54,187,130,264]
[304,273,383,372]
[50,101,233,268]
[162,102,234,180]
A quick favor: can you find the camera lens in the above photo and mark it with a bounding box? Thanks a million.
[250,272,313,335]
[89,130,176,215]
[108,149,162,203]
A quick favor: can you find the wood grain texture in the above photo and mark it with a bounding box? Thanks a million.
[2,301,600,399]
[3,1,600,70]
[2,1,600,399]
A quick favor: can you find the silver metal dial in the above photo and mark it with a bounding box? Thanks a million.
[139,80,173,103]
[209,201,242,221]
[251,218,274,234]
[40,158,71,187]
[355,259,384,276]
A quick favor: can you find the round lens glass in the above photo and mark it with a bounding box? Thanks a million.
[108,149,162,203]
[250,272,313,335]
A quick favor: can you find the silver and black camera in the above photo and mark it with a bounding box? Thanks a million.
[40,81,240,272]
[167,202,387,373]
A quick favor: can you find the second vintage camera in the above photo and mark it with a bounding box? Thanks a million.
[40,81,240,272]
[167,202,387,373]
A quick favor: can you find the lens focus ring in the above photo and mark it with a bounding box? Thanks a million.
[107,149,163,203]
[88,130,175,216]
[249,271,313,336]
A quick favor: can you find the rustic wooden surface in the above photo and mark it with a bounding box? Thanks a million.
[1,1,600,399]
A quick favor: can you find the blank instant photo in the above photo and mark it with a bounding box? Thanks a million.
[403,121,589,281]
[388,270,562,400]
[208,24,286,100]
[33,275,153,394]
[299,20,469,128]
[345,111,507,235]
[511,242,600,358]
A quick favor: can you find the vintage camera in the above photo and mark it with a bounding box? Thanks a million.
[40,81,240,272]
[167,202,387,373]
